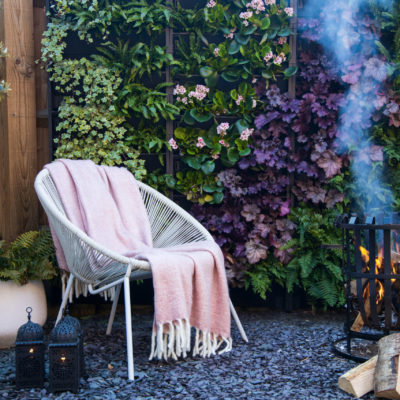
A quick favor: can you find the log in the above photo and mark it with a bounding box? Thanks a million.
[351,286,374,332]
[375,333,400,399]
[338,355,377,398]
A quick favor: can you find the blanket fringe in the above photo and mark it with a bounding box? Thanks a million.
[148,319,232,361]
[61,272,116,303]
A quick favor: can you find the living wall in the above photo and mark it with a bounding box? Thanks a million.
[42,0,400,308]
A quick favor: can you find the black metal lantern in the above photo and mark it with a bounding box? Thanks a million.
[49,314,80,393]
[15,307,45,389]
[62,311,85,378]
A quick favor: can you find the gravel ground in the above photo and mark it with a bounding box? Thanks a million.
[0,310,374,400]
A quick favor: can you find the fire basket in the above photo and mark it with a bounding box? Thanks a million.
[332,214,400,362]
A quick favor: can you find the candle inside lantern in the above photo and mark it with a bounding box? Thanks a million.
[60,356,66,362]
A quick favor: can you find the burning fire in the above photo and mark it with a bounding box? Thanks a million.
[359,246,397,304]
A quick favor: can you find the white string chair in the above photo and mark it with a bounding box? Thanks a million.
[34,168,248,381]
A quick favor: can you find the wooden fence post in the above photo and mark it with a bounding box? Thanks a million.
[34,0,50,225]
[0,0,39,241]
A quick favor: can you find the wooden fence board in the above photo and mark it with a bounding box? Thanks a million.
[0,0,38,241]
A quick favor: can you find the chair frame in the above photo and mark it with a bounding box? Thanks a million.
[34,168,248,381]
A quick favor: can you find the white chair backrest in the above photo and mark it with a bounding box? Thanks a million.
[34,169,135,284]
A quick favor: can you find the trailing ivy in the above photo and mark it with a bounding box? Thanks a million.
[0,41,10,101]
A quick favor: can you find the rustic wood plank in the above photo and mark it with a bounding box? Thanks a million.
[0,0,38,241]
[338,355,377,398]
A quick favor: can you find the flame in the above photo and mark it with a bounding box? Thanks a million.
[360,246,369,264]
[376,281,384,304]
[359,246,396,304]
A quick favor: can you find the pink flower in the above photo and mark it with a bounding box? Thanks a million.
[173,84,186,96]
[264,51,274,63]
[188,84,210,101]
[169,138,178,150]
[246,0,265,13]
[224,29,235,39]
[181,97,188,104]
[252,99,257,108]
[212,154,220,159]
[219,139,230,147]
[273,56,283,65]
[240,128,254,141]
[252,78,258,84]
[239,11,253,23]
[265,0,276,4]
[236,95,244,106]
[196,137,206,148]
[217,122,230,135]
[206,0,216,7]
[278,36,287,45]
[213,47,220,57]
[284,7,294,17]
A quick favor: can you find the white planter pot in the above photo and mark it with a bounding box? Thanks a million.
[0,280,47,349]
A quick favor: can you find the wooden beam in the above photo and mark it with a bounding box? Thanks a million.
[0,0,38,241]
[34,0,50,225]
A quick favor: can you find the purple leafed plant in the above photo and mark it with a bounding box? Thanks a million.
[192,44,345,290]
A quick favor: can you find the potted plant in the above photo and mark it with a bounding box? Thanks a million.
[0,229,57,348]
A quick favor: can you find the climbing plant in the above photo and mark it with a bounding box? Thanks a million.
[0,41,10,102]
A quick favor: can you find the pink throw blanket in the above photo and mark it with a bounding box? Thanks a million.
[46,159,232,359]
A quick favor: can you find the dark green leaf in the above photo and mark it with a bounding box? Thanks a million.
[221,71,239,82]
[239,147,252,156]
[243,25,257,35]
[228,40,241,55]
[227,148,240,163]
[165,176,176,188]
[205,72,219,88]
[185,157,202,170]
[183,111,195,125]
[261,17,271,30]
[283,65,298,77]
[201,160,215,175]
[212,192,224,203]
[189,109,212,123]
[235,33,250,45]
[200,66,214,78]
[235,119,249,132]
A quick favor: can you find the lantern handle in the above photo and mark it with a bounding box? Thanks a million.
[26,307,32,321]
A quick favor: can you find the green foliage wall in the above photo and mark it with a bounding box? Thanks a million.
[42,0,295,193]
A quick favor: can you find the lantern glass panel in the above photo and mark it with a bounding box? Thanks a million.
[49,344,80,393]
[15,343,45,388]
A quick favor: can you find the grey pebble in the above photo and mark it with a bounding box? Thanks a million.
[0,310,374,399]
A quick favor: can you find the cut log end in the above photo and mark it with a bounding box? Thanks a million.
[338,355,377,398]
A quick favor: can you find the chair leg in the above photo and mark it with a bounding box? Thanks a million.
[106,284,122,336]
[56,274,74,325]
[124,275,135,381]
[229,299,248,343]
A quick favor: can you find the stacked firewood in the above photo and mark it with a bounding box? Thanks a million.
[339,333,400,399]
